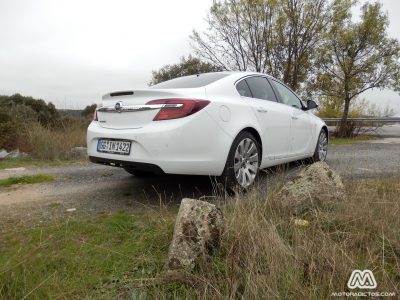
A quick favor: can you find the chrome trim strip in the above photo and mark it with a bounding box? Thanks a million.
[97,103,183,113]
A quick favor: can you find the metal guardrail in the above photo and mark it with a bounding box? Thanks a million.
[322,117,400,123]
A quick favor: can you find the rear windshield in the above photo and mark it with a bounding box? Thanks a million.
[151,73,228,89]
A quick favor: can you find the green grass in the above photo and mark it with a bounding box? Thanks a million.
[1,177,399,298]
[329,137,359,145]
[0,174,54,187]
[329,135,377,145]
[0,212,180,299]
[0,157,88,170]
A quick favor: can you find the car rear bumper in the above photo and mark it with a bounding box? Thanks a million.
[89,156,165,174]
[86,111,233,176]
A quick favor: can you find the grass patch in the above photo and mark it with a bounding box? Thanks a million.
[0,174,54,187]
[1,176,399,298]
[329,134,378,145]
[0,211,178,299]
[22,121,88,160]
[329,137,359,145]
[207,177,400,299]
[0,157,88,170]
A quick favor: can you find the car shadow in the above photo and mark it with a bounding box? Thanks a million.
[115,160,308,205]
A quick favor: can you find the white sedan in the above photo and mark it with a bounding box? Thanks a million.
[87,72,328,190]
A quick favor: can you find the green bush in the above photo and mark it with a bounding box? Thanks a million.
[0,94,59,127]
[22,121,87,160]
[81,104,97,119]
[0,94,89,157]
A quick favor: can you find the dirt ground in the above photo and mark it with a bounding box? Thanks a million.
[0,138,399,228]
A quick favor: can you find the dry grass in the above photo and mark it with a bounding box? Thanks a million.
[182,177,400,299]
[0,175,399,299]
[20,121,87,160]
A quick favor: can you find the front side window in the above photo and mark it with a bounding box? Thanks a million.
[270,80,303,109]
[245,77,277,102]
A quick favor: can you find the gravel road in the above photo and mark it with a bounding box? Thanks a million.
[0,138,399,226]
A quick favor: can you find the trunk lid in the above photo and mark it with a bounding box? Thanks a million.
[97,88,206,129]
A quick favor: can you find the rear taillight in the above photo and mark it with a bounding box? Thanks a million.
[93,110,98,121]
[146,99,210,121]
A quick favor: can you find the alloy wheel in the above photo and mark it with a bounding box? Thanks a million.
[318,132,328,161]
[233,138,259,188]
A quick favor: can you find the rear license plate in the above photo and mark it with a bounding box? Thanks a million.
[97,139,131,155]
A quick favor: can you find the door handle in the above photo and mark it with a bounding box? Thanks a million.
[257,107,268,113]
[291,116,298,120]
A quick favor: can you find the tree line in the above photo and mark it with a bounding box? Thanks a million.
[151,0,400,137]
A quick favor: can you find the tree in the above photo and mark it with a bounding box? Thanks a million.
[149,55,222,85]
[275,0,329,91]
[190,0,329,91]
[312,0,400,137]
[191,0,277,73]
[81,104,97,119]
[0,94,59,127]
[0,94,59,150]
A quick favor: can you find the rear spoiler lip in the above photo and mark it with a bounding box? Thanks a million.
[102,88,205,100]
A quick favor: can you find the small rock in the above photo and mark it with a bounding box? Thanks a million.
[66,208,76,212]
[5,149,29,159]
[0,149,9,159]
[4,167,26,171]
[279,162,345,214]
[166,198,225,274]
[69,147,87,159]
[293,218,310,226]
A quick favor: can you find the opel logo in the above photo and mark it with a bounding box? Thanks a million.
[115,101,123,112]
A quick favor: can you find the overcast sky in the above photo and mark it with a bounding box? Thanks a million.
[0,0,399,113]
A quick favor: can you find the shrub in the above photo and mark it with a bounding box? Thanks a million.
[0,94,59,127]
[317,96,395,137]
[0,105,37,150]
[0,94,89,158]
[81,104,97,119]
[22,121,87,160]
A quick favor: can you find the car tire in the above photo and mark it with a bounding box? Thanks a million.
[218,131,261,192]
[309,129,328,163]
[123,168,154,177]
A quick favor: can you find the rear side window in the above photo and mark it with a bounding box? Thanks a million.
[236,80,253,97]
[151,73,229,89]
[244,77,277,102]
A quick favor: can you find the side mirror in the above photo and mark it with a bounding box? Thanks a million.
[306,100,318,110]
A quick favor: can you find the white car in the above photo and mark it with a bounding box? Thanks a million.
[87,72,328,190]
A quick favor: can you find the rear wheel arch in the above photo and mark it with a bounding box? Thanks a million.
[239,127,262,159]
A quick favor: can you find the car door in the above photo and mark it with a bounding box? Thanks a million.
[269,79,314,157]
[236,76,292,163]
